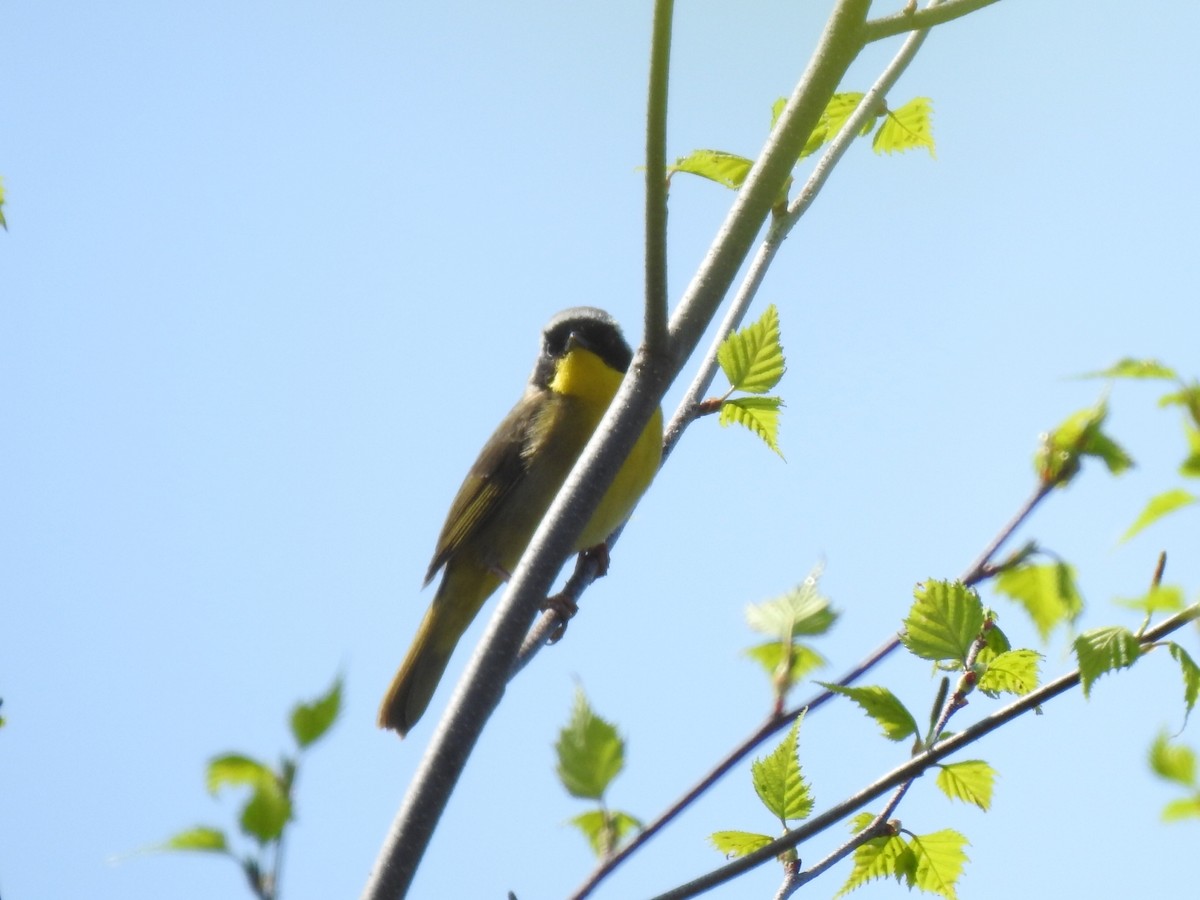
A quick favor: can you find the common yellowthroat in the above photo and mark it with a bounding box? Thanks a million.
[378,307,663,736]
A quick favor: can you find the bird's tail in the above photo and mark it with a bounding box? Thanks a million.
[377,564,499,737]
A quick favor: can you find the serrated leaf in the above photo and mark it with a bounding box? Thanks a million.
[290,674,343,749]
[555,689,624,800]
[1169,643,1200,719]
[936,761,997,811]
[1083,358,1178,380]
[709,830,775,858]
[1149,732,1196,788]
[909,830,969,900]
[978,649,1042,697]
[835,831,913,898]
[1074,626,1141,697]
[820,683,918,742]
[751,717,813,823]
[993,562,1084,641]
[720,396,785,458]
[901,581,984,663]
[745,571,836,639]
[717,304,786,394]
[1035,400,1134,487]
[158,826,229,854]
[745,642,826,686]
[873,97,935,158]
[569,809,641,857]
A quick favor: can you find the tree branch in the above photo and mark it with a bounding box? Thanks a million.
[651,602,1200,899]
[644,0,673,352]
[862,0,1003,44]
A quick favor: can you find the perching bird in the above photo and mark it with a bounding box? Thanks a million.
[378,307,662,736]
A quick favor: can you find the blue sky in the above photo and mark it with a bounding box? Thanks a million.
[3,2,1198,898]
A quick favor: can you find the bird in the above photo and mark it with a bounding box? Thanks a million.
[378,307,663,736]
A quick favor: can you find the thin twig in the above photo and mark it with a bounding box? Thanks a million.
[651,602,1200,899]
[862,0,1003,43]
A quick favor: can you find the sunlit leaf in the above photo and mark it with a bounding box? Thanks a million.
[993,562,1084,641]
[709,830,775,858]
[936,761,997,811]
[1149,731,1196,787]
[569,809,641,857]
[290,674,343,749]
[717,304,786,394]
[1115,585,1185,615]
[978,649,1042,697]
[157,826,229,854]
[1120,488,1197,542]
[901,580,984,664]
[1035,400,1133,487]
[720,396,784,458]
[909,830,969,900]
[1083,358,1177,380]
[555,689,624,800]
[751,716,813,823]
[820,683,918,742]
[1169,643,1200,720]
[835,829,913,897]
[1074,626,1141,697]
[745,569,836,638]
[745,642,826,686]
[873,97,935,157]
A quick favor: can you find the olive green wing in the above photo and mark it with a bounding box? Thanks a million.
[423,389,547,584]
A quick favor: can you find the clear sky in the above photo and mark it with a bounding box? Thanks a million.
[3,2,1198,899]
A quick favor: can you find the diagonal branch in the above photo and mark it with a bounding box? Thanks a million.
[651,601,1200,899]
[863,0,1004,44]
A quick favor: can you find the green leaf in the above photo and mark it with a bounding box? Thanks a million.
[240,779,291,844]
[555,689,624,800]
[1160,382,1200,431]
[158,826,230,854]
[717,304,786,394]
[796,92,875,159]
[974,622,1012,666]
[909,830,970,900]
[1115,585,1185,615]
[0,176,7,230]
[205,754,291,843]
[669,149,754,190]
[1073,626,1141,697]
[745,570,836,638]
[873,97,935,158]
[1149,731,1196,788]
[993,562,1084,641]
[568,809,641,857]
[901,580,984,664]
[936,761,997,811]
[719,396,785,458]
[978,649,1042,697]
[819,683,918,742]
[1035,400,1134,487]
[709,830,775,858]
[1121,488,1197,542]
[835,829,914,898]
[290,674,343,749]
[206,754,275,796]
[751,716,813,823]
[1181,423,1200,477]
[1169,643,1200,719]
[745,642,826,686]
[1162,796,1200,822]
[1083,358,1178,380]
